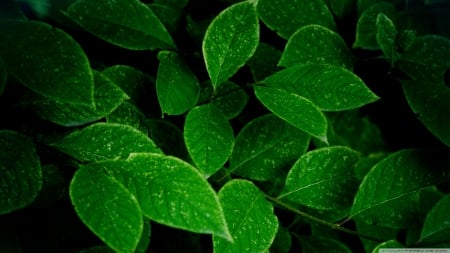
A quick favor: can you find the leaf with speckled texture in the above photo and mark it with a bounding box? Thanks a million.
[50,123,162,162]
[350,149,450,225]
[420,194,450,243]
[0,21,94,106]
[184,104,234,177]
[279,146,360,210]
[70,166,143,253]
[279,25,354,69]
[230,114,310,181]
[0,57,5,95]
[156,51,200,116]
[254,86,328,142]
[376,13,399,65]
[65,0,176,50]
[300,236,352,253]
[213,180,278,253]
[84,153,232,241]
[262,64,379,111]
[247,42,282,81]
[257,0,336,39]
[0,131,42,215]
[202,1,259,88]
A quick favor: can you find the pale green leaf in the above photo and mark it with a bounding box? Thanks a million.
[376,13,400,65]
[203,1,259,88]
[0,130,42,214]
[213,180,278,253]
[420,194,450,244]
[300,236,352,253]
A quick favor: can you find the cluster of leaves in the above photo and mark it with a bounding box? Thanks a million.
[0,0,449,252]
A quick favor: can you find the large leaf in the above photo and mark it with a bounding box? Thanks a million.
[254,85,327,142]
[0,21,94,106]
[202,1,259,88]
[279,25,354,69]
[262,64,379,111]
[50,123,162,162]
[0,130,42,214]
[70,166,143,253]
[213,180,278,253]
[230,114,310,181]
[84,153,232,240]
[184,104,234,177]
[156,51,200,115]
[279,146,360,210]
[65,0,176,50]
[256,0,336,39]
[420,194,450,244]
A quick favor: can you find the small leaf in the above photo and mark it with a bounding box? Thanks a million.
[230,114,310,181]
[213,180,278,253]
[202,1,259,88]
[420,194,450,244]
[376,13,399,65]
[247,42,282,81]
[279,146,360,210]
[300,236,352,253]
[50,123,162,162]
[262,64,379,111]
[257,0,336,39]
[85,153,231,240]
[254,86,327,142]
[65,0,176,50]
[397,30,416,52]
[0,130,42,214]
[70,166,143,253]
[184,104,234,177]
[279,25,354,69]
[0,21,94,106]
[156,51,200,115]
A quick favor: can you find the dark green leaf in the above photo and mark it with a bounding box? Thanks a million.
[330,0,356,18]
[203,1,259,88]
[213,180,278,253]
[420,194,450,244]
[148,3,183,33]
[0,1,26,21]
[230,114,310,181]
[0,130,42,214]
[65,0,176,50]
[107,101,149,134]
[0,21,94,106]
[270,225,292,253]
[397,29,416,52]
[299,236,352,253]
[70,166,143,253]
[376,13,400,65]
[247,42,282,81]
[146,119,188,159]
[79,246,115,253]
[184,104,234,177]
[356,220,400,253]
[254,86,328,142]
[371,240,404,252]
[279,25,354,69]
[153,0,188,9]
[136,221,151,253]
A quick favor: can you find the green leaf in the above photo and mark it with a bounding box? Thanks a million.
[279,146,360,210]
[256,0,336,39]
[350,149,450,226]
[29,71,128,127]
[262,64,379,111]
[84,153,232,240]
[0,130,42,214]
[213,180,278,253]
[254,85,328,142]
[329,0,356,18]
[156,51,200,115]
[299,236,352,253]
[402,80,450,147]
[184,104,234,177]
[153,0,188,9]
[372,240,404,252]
[107,101,149,134]
[70,166,143,253]
[376,13,399,65]
[146,119,188,159]
[247,42,282,81]
[230,114,310,181]
[356,220,400,253]
[65,0,176,50]
[279,25,354,69]
[202,1,259,88]
[353,2,396,50]
[420,194,450,244]
[0,21,94,106]
[397,30,416,52]
[136,221,151,253]
[50,123,162,162]
[270,225,292,253]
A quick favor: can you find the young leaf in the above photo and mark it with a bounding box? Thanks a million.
[0,21,94,106]
[70,166,143,253]
[65,0,176,50]
[279,25,354,69]
[376,13,399,65]
[202,1,259,89]
[256,0,336,39]
[279,146,360,210]
[184,104,234,177]
[84,153,232,241]
[262,64,379,111]
[247,42,282,81]
[50,123,162,162]
[213,180,278,253]
[254,85,328,142]
[0,130,42,215]
[420,194,450,244]
[230,114,310,181]
[156,51,200,116]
